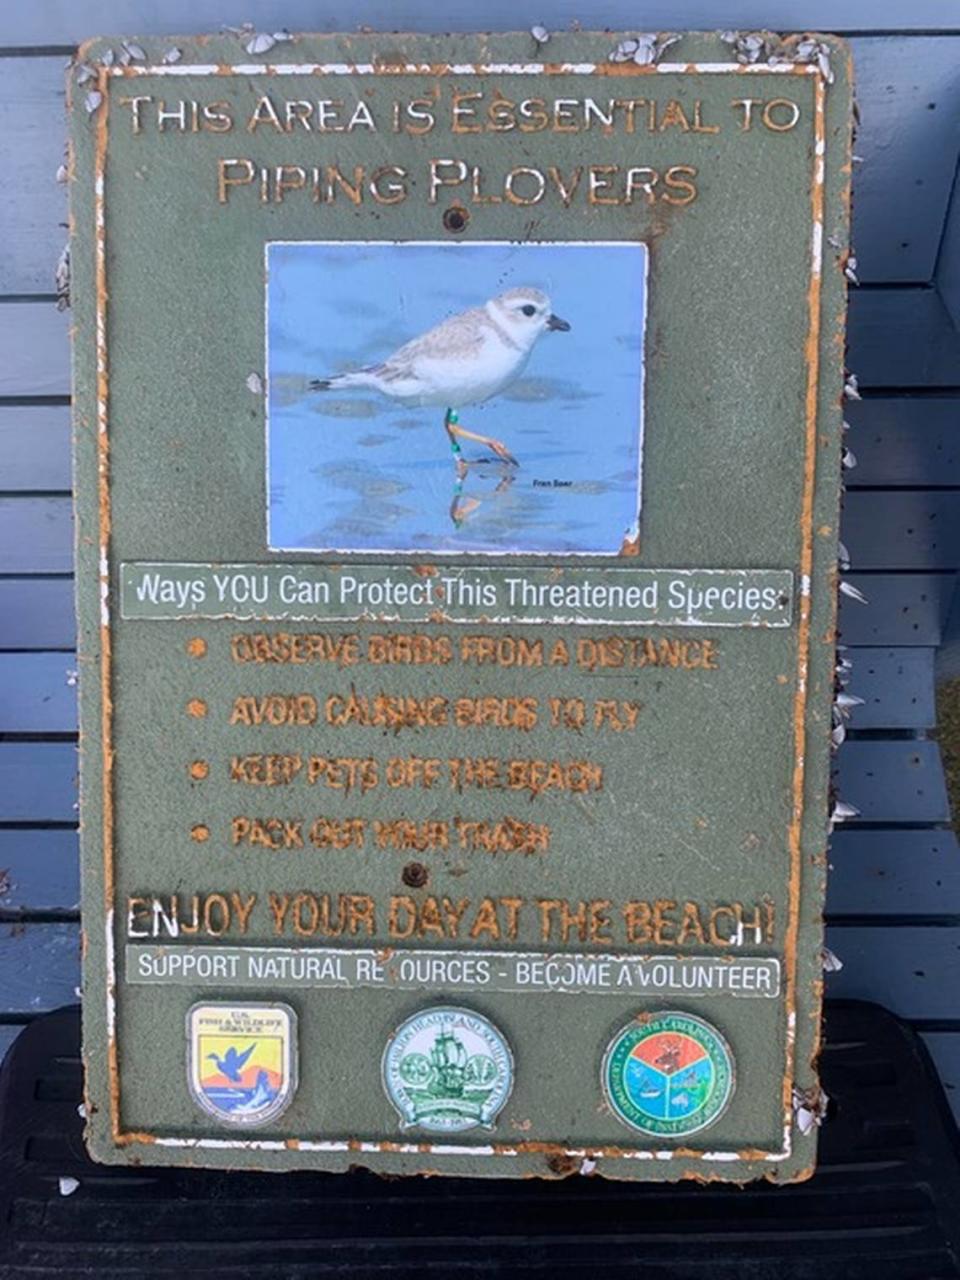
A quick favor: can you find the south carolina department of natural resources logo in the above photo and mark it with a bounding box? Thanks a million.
[382,1006,513,1133]
[602,1011,735,1138]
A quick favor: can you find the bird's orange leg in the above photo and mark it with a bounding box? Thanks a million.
[444,408,518,466]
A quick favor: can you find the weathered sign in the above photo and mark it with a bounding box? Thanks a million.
[71,29,851,1181]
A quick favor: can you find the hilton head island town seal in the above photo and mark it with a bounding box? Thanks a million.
[602,1012,735,1138]
[187,1002,298,1127]
[382,1006,514,1133]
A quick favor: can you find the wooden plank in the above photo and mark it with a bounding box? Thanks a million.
[0,654,77,732]
[842,646,935,729]
[851,38,960,284]
[0,405,71,492]
[0,497,72,572]
[0,923,79,1017]
[0,303,69,398]
[3,39,954,293]
[8,4,960,43]
[0,741,944,828]
[939,137,960,330]
[0,300,952,412]
[827,830,960,917]
[0,578,75,650]
[0,580,943,666]
[839,573,952,647]
[0,636,865,742]
[20,487,952,579]
[0,577,949,657]
[843,491,960,571]
[0,831,79,914]
[0,744,76,823]
[0,58,67,296]
[844,399,960,487]
[0,208,948,421]
[834,740,950,823]
[826,925,960,1020]
[848,288,960,388]
[919,1033,960,1127]
[3,577,943,653]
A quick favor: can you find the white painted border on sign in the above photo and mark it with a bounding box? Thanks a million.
[93,58,828,1167]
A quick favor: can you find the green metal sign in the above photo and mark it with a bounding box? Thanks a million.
[71,29,851,1182]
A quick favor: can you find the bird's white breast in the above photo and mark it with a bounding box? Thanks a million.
[409,327,530,408]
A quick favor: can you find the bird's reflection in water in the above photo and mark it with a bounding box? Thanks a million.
[449,459,516,530]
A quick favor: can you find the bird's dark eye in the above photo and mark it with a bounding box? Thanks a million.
[521,304,536,317]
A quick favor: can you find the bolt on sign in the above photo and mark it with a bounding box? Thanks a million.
[70,30,851,1181]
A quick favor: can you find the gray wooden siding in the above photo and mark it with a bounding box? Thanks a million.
[0,10,959,1124]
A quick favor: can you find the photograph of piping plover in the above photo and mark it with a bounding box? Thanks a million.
[308,287,571,467]
[267,242,646,556]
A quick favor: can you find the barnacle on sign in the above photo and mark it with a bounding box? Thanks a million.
[609,37,638,61]
[835,691,864,715]
[830,799,860,823]
[839,580,868,605]
[721,30,767,64]
[608,32,680,66]
[792,1086,829,1135]
[246,32,277,56]
[55,245,70,312]
[720,29,835,81]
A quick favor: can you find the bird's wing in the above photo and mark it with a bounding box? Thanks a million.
[376,307,488,379]
[234,1043,257,1070]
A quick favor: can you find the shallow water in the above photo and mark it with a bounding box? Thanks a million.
[267,242,646,555]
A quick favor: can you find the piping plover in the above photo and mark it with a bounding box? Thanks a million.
[309,286,570,465]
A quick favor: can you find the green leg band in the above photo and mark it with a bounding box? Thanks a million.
[446,408,461,452]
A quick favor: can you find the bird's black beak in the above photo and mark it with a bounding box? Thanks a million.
[547,313,571,332]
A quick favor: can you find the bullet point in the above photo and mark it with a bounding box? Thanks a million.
[189,760,209,780]
[191,824,210,843]
[186,698,207,718]
[187,638,207,658]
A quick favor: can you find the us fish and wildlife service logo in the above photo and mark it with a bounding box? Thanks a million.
[382,1006,514,1133]
[602,1012,735,1138]
[187,1002,297,1127]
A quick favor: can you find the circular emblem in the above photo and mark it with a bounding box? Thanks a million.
[602,1012,735,1137]
[382,1006,514,1133]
